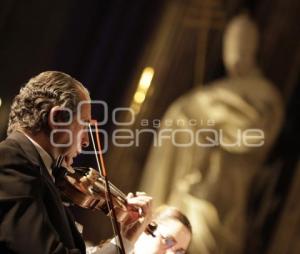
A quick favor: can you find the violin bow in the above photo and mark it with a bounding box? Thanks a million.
[88,120,126,254]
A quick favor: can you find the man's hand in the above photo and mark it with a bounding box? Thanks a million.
[120,192,153,244]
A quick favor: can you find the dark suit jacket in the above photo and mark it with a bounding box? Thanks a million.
[0,131,86,254]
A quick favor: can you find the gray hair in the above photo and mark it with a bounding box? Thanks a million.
[7,71,89,135]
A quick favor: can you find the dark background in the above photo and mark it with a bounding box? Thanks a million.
[0,0,163,138]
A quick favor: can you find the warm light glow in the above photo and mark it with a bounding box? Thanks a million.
[139,67,154,90]
[130,66,155,114]
[130,103,140,114]
[0,98,2,107]
[134,91,146,104]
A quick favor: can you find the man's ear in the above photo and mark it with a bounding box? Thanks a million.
[48,106,72,130]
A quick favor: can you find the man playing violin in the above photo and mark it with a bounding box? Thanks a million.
[0,71,153,254]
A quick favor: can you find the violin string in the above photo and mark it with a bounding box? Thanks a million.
[55,155,63,168]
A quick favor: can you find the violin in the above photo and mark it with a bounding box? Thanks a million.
[54,165,157,235]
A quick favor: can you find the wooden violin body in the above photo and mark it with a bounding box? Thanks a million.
[55,166,129,221]
[55,166,157,235]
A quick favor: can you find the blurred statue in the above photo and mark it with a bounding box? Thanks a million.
[140,13,284,254]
